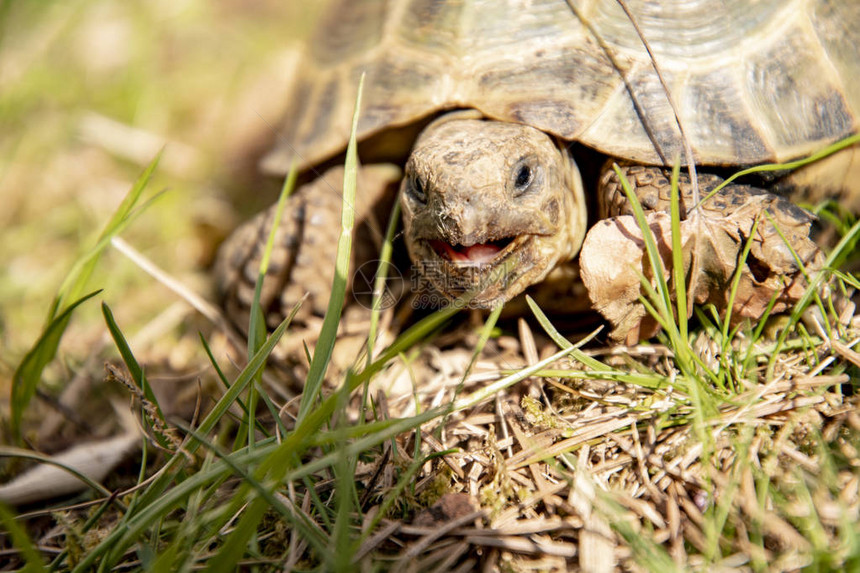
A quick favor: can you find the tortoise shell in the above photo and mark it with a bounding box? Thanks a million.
[261,0,860,174]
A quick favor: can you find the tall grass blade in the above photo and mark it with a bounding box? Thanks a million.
[247,161,299,357]
[611,164,674,334]
[193,314,294,447]
[668,160,688,341]
[10,290,100,440]
[206,75,370,569]
[245,161,299,448]
[365,199,402,368]
[298,72,366,424]
[825,217,860,275]
[700,134,860,204]
[54,151,163,318]
[331,380,358,572]
[175,427,329,565]
[361,197,402,423]
[762,216,860,378]
[524,295,607,369]
[11,153,162,441]
[207,303,479,567]
[721,218,761,345]
[74,318,294,571]
[459,303,503,392]
[102,302,167,438]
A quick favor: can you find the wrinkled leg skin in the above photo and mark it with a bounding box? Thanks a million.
[582,164,830,344]
[214,164,401,350]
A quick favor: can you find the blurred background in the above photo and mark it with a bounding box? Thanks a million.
[0,1,324,399]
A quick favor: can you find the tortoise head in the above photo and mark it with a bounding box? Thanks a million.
[401,113,587,308]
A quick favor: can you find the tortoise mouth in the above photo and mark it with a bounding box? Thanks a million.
[427,236,521,265]
[413,233,540,307]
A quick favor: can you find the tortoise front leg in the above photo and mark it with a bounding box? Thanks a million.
[214,164,401,338]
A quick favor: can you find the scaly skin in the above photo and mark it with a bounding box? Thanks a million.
[401,114,587,307]
[215,114,827,345]
[215,113,588,332]
[214,164,401,332]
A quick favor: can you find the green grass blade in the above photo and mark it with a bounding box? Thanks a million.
[102,302,166,423]
[356,250,507,390]
[636,292,673,338]
[188,311,313,569]
[825,217,860,274]
[200,332,289,439]
[331,383,357,572]
[10,290,101,440]
[669,160,688,341]
[765,211,828,314]
[721,217,762,346]
[149,543,183,572]
[361,197,402,423]
[451,344,579,412]
[245,161,299,449]
[698,134,860,205]
[10,152,161,442]
[199,333,248,413]
[603,489,680,572]
[612,166,722,400]
[833,269,860,290]
[278,408,445,485]
[522,369,671,389]
[436,303,504,428]
[0,502,46,572]
[207,309,473,566]
[172,428,328,569]
[721,134,860,193]
[614,165,708,388]
[193,313,294,446]
[272,299,462,463]
[298,72,365,424]
[204,223,491,568]
[761,213,857,378]
[613,165,721,447]
[458,303,503,391]
[359,450,442,546]
[365,198,402,368]
[367,308,451,368]
[248,161,298,362]
[612,163,674,333]
[95,310,294,556]
[525,295,611,371]
[55,151,163,317]
[78,441,274,572]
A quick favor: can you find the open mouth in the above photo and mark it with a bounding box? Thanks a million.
[427,236,522,264]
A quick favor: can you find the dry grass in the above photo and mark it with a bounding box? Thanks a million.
[331,329,860,571]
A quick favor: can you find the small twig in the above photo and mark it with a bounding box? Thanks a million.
[111,236,244,351]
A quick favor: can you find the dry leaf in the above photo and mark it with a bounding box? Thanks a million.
[581,167,825,343]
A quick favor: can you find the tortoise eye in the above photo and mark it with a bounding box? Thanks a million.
[515,165,532,188]
[407,173,427,204]
[512,159,536,196]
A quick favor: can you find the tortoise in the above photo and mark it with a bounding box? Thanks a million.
[215,0,859,344]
